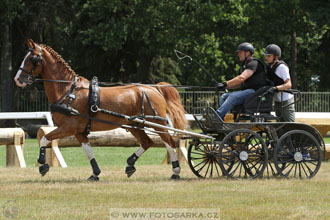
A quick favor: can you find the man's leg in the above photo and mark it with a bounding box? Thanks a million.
[216,89,255,119]
[219,93,230,107]
[281,98,296,122]
[274,101,282,121]
[275,98,296,122]
[216,93,230,119]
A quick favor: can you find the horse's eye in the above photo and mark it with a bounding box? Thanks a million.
[30,56,39,65]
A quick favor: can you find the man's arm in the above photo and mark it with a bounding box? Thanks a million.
[275,64,292,91]
[276,78,292,91]
[226,69,254,89]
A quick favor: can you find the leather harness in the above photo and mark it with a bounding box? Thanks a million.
[50,77,167,137]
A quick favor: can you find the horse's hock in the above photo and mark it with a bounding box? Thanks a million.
[0,128,26,167]
[37,126,188,167]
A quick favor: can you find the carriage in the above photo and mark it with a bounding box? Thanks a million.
[186,88,325,179]
[15,39,324,180]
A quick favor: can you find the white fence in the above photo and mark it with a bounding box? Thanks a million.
[6,90,330,114]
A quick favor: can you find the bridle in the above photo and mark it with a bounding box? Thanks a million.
[18,46,43,85]
[19,45,73,85]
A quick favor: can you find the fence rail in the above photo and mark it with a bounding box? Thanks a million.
[9,90,330,113]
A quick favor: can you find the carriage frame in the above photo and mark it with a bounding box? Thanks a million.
[185,90,325,179]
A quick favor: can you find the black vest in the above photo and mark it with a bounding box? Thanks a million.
[267,60,288,86]
[240,58,267,90]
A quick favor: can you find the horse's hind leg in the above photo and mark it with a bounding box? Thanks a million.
[158,131,181,180]
[75,134,101,181]
[125,128,154,177]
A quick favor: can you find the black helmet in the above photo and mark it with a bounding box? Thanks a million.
[264,44,281,57]
[236,42,254,54]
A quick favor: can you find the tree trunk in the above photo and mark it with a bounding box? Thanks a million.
[0,24,15,112]
[290,10,297,89]
[136,54,154,83]
[290,31,297,89]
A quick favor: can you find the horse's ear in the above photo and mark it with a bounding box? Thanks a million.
[27,39,36,49]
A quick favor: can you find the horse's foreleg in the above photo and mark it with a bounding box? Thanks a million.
[38,126,76,176]
[38,136,51,176]
[126,129,154,177]
[75,134,101,181]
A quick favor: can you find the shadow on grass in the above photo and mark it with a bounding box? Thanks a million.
[18,177,93,184]
[16,175,229,185]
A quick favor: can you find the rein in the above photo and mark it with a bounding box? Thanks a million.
[31,78,215,89]
[34,78,72,83]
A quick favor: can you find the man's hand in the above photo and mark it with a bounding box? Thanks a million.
[267,86,279,94]
[216,82,227,91]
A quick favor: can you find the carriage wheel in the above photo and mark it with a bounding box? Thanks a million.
[274,130,322,179]
[218,129,268,179]
[256,130,279,177]
[187,139,223,178]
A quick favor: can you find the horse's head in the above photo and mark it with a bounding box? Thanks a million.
[14,39,43,87]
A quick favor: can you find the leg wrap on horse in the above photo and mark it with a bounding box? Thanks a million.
[38,146,46,164]
[172,160,181,175]
[126,153,139,177]
[90,158,101,176]
[127,153,139,166]
[82,142,94,161]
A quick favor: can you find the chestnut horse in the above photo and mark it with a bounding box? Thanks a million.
[14,39,187,181]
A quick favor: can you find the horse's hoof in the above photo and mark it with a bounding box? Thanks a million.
[125,166,136,178]
[37,157,45,165]
[87,175,99,182]
[170,174,180,180]
[39,164,50,176]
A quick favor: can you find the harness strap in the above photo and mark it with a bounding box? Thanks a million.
[136,85,158,118]
[145,89,158,116]
[51,79,168,137]
[140,85,145,117]
[68,77,78,105]
[57,76,78,104]
[128,115,167,122]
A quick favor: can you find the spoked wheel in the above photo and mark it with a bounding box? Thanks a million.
[218,129,268,179]
[274,130,322,179]
[187,139,223,178]
[256,130,279,178]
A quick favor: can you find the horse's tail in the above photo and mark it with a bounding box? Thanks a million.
[156,82,188,130]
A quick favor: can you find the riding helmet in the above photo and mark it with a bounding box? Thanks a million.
[264,44,281,57]
[236,42,254,54]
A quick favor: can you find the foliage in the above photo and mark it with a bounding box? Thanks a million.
[0,0,329,103]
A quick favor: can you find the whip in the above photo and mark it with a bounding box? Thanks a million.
[174,49,218,84]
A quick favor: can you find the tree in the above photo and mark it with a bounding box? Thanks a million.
[73,0,250,86]
[1,0,329,101]
[0,0,21,112]
[241,0,330,91]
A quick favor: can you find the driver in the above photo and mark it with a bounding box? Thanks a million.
[216,42,267,120]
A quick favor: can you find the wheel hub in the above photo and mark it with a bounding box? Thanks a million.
[206,151,218,160]
[294,152,303,162]
[239,151,248,161]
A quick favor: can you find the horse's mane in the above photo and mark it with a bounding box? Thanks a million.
[41,44,79,78]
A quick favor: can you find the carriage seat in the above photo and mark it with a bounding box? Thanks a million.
[232,86,275,122]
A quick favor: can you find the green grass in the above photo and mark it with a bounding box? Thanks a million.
[323,136,330,145]
[7,135,330,168]
[1,138,330,219]
[0,163,330,219]
[0,139,168,168]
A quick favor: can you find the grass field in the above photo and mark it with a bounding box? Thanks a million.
[1,139,330,220]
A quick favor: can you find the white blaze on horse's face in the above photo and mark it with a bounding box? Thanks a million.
[14,51,31,87]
